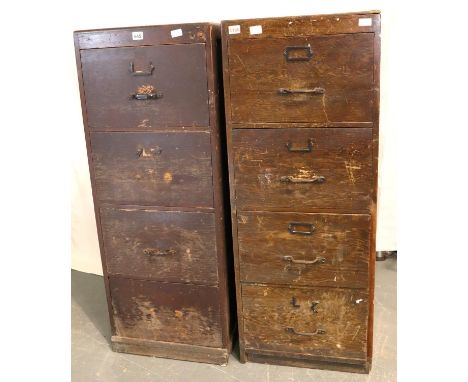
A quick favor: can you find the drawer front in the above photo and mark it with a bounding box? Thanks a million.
[242,285,368,360]
[233,128,372,211]
[229,34,374,124]
[110,278,223,347]
[237,212,370,288]
[81,44,209,130]
[91,132,213,207]
[101,208,218,284]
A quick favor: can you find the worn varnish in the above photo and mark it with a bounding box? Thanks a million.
[110,278,223,347]
[229,34,374,124]
[233,128,373,212]
[81,44,209,130]
[242,285,369,360]
[101,207,219,284]
[221,11,380,373]
[75,23,233,365]
[237,212,370,288]
[91,132,213,207]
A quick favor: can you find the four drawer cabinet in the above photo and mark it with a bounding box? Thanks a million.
[221,12,381,373]
[74,23,233,364]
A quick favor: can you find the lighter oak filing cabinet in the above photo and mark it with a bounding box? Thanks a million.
[221,12,381,372]
[74,24,233,364]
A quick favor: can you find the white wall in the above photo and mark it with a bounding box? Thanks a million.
[70,0,397,275]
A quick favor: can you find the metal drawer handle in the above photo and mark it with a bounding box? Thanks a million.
[129,61,155,76]
[284,46,313,62]
[129,92,163,100]
[137,147,162,158]
[286,327,326,336]
[143,248,176,257]
[286,139,313,153]
[280,175,325,184]
[278,87,325,95]
[290,297,321,312]
[288,222,315,235]
[283,255,326,265]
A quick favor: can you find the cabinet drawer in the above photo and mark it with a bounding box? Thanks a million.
[233,128,372,211]
[229,34,374,124]
[242,285,368,360]
[109,278,223,347]
[101,207,218,284]
[237,212,370,288]
[81,44,209,130]
[91,132,213,207]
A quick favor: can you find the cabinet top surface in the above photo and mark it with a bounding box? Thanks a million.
[74,23,217,49]
[221,11,381,38]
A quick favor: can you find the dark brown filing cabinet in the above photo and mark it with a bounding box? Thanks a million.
[74,23,233,365]
[221,11,381,373]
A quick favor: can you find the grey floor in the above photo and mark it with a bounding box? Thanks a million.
[72,258,396,381]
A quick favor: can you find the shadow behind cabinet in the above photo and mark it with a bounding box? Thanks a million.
[74,23,233,365]
[221,12,381,373]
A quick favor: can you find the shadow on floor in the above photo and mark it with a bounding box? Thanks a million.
[71,270,111,343]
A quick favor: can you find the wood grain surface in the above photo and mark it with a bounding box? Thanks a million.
[101,207,219,284]
[237,212,370,288]
[81,44,209,130]
[229,34,374,124]
[91,131,213,207]
[232,128,373,212]
[109,278,223,347]
[242,284,369,360]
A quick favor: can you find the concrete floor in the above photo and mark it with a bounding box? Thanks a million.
[72,258,396,381]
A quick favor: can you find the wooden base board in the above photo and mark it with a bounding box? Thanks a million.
[111,336,230,365]
[245,348,370,374]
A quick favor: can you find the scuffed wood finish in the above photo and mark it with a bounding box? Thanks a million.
[242,285,369,360]
[222,11,380,39]
[75,23,232,364]
[91,132,213,207]
[237,212,370,288]
[101,207,218,284]
[81,44,209,130]
[229,34,374,124]
[221,11,380,372]
[77,23,209,49]
[109,278,223,347]
[233,128,373,212]
[112,336,229,365]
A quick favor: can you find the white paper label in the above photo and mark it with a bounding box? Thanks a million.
[132,31,144,40]
[228,25,241,34]
[171,28,183,38]
[358,18,372,27]
[249,25,262,35]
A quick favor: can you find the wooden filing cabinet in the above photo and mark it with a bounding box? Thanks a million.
[221,11,381,372]
[74,23,233,364]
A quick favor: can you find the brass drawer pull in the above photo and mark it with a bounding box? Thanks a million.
[280,175,325,184]
[288,222,315,235]
[143,248,176,257]
[284,46,313,62]
[283,255,325,265]
[129,61,155,76]
[129,92,163,100]
[286,327,326,336]
[137,147,162,158]
[278,87,325,95]
[286,139,313,153]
